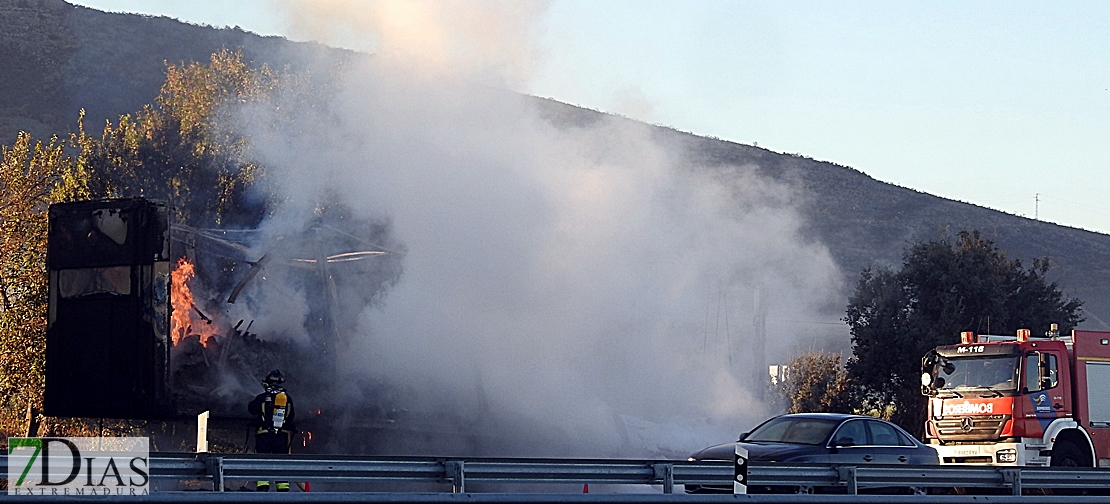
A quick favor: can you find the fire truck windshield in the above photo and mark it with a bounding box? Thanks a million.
[935,355,1020,395]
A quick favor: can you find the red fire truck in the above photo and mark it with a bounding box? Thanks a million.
[920,326,1110,467]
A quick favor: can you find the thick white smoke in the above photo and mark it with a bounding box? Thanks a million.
[273,0,544,89]
[232,0,845,457]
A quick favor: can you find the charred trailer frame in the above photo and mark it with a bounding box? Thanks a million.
[44,198,172,419]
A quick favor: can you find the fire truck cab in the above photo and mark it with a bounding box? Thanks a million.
[921,327,1110,467]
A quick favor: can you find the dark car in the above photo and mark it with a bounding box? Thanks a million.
[685,413,939,494]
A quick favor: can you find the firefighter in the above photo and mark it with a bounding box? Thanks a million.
[248,369,296,492]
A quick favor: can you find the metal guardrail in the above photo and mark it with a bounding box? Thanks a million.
[4,494,1110,503]
[120,453,1110,494]
[7,453,1110,496]
[151,454,697,493]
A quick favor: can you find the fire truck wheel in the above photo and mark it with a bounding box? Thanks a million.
[1050,442,1085,467]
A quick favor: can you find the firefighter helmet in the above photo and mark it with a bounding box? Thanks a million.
[263,369,285,385]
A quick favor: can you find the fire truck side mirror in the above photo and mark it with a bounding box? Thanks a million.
[1039,354,1049,380]
[921,372,939,395]
[921,352,937,395]
[1039,360,1046,385]
[1035,352,1059,390]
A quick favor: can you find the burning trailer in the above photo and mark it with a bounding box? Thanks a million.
[42,198,386,421]
[43,197,507,455]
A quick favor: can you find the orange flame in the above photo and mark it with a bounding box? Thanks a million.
[171,257,221,346]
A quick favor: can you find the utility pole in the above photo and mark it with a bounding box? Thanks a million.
[1035,193,1040,220]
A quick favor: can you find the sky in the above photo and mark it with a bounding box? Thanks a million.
[68,0,1110,235]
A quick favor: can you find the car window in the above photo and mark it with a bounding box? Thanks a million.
[867,420,907,446]
[745,417,839,445]
[831,420,868,446]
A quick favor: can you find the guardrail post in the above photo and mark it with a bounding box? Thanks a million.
[445,460,465,493]
[1002,468,1021,496]
[204,455,224,492]
[653,463,674,493]
[837,466,857,495]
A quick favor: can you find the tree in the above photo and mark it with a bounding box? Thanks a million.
[80,49,278,228]
[774,350,852,414]
[845,230,1083,435]
[0,132,89,433]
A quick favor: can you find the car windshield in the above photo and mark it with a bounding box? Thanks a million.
[936,355,1019,393]
[744,417,840,445]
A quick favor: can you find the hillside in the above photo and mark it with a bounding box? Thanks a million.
[0,0,354,140]
[3,0,1110,329]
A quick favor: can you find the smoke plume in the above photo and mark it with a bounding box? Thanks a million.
[226,0,846,457]
[274,0,545,89]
